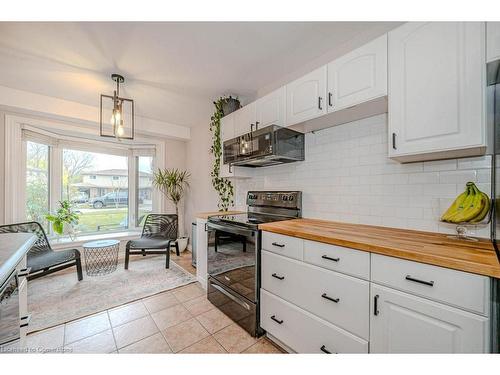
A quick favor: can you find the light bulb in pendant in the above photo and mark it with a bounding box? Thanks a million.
[116,123,125,137]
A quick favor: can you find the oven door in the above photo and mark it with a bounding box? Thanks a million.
[206,222,258,303]
[0,271,20,347]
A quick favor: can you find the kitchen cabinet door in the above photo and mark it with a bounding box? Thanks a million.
[286,66,327,126]
[327,34,387,113]
[388,22,486,162]
[233,102,256,137]
[487,22,500,62]
[256,87,286,128]
[220,112,235,142]
[370,284,489,353]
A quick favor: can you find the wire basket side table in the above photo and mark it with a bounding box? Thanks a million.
[82,240,120,276]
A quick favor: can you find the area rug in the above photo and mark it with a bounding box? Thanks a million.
[27,256,196,332]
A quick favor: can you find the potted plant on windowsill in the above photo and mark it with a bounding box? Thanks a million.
[46,200,80,241]
[153,168,190,252]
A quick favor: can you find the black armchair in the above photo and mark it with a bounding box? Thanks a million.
[0,221,83,281]
[124,214,179,269]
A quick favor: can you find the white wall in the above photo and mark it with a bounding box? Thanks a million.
[233,114,492,238]
[184,122,220,234]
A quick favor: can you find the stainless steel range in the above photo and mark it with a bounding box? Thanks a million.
[206,191,302,337]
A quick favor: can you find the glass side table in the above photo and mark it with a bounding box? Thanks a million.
[82,239,120,276]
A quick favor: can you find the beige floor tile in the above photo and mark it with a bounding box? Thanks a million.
[195,308,233,334]
[142,291,180,314]
[182,295,215,316]
[112,315,158,349]
[119,332,172,354]
[172,282,205,302]
[27,325,65,351]
[151,304,192,331]
[180,336,226,354]
[64,312,111,344]
[163,318,210,352]
[213,323,258,353]
[243,338,284,354]
[108,301,149,327]
[65,330,116,354]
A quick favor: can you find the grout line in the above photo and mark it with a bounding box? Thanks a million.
[105,310,119,353]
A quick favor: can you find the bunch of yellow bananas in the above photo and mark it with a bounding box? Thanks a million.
[441,182,490,224]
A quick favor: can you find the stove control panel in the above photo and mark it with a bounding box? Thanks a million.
[247,191,302,210]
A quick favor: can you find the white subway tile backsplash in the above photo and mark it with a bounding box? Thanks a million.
[233,114,492,237]
[423,159,458,172]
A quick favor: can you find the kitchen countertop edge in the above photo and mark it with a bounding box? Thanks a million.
[0,233,36,287]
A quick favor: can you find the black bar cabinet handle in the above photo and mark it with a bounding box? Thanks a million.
[321,293,339,303]
[255,121,259,130]
[250,123,254,132]
[318,96,323,110]
[321,255,340,262]
[405,275,434,287]
[320,345,332,354]
[392,132,397,150]
[328,92,333,107]
[374,294,379,316]
[270,315,283,324]
[272,273,285,280]
[17,267,31,277]
[271,242,285,248]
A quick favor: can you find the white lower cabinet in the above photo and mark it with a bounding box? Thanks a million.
[260,231,491,353]
[261,289,368,353]
[370,284,489,353]
[262,250,369,339]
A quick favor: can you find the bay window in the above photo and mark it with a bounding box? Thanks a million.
[19,126,159,237]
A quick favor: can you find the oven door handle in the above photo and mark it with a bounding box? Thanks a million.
[210,282,251,311]
[207,222,255,237]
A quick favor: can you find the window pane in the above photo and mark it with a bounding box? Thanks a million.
[137,156,153,226]
[62,149,128,234]
[26,141,49,230]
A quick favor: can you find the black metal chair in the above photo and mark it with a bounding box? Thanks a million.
[0,221,83,281]
[124,214,179,269]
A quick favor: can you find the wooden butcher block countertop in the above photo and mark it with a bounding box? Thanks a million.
[259,218,500,278]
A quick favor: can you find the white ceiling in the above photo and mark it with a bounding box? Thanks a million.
[0,22,399,128]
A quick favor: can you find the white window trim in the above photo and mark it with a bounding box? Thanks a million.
[4,114,166,234]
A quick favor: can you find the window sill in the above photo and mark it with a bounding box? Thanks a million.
[50,230,142,250]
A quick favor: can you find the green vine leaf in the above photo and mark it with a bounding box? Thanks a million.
[209,96,237,211]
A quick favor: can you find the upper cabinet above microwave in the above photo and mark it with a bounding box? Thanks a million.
[256,87,286,128]
[285,36,388,128]
[388,22,486,162]
[487,22,500,63]
[327,34,387,113]
[285,66,328,126]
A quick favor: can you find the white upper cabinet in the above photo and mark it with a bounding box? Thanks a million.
[487,22,500,62]
[256,86,286,128]
[286,66,327,126]
[327,34,387,113]
[234,101,256,137]
[370,284,489,353]
[388,22,486,162]
[220,112,235,142]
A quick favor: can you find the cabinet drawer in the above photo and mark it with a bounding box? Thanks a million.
[262,232,303,260]
[262,250,369,339]
[371,254,490,315]
[303,240,370,280]
[260,289,368,353]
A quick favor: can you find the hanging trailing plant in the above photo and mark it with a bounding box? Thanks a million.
[209,96,238,211]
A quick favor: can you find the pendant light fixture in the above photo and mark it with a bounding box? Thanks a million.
[99,73,135,140]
